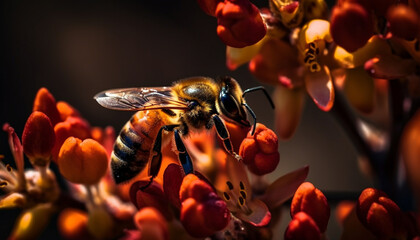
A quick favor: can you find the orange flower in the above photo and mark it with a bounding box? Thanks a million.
[52,116,91,163]
[22,111,55,167]
[290,182,330,233]
[215,0,266,48]
[32,88,61,126]
[57,137,108,185]
[284,212,321,240]
[239,123,279,175]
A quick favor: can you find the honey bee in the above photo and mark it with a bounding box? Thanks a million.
[95,76,274,184]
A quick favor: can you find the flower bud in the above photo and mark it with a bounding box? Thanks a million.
[57,137,108,185]
[58,208,91,240]
[387,4,420,40]
[134,207,168,240]
[22,111,55,167]
[284,212,321,240]
[130,181,172,220]
[290,182,330,233]
[32,88,61,126]
[179,174,230,237]
[356,188,404,238]
[239,123,279,175]
[52,116,91,162]
[56,101,81,121]
[330,3,373,52]
[216,0,266,48]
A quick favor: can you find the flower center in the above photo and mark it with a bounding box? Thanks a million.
[222,181,251,215]
[304,42,321,72]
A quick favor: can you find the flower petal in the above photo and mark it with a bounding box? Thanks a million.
[273,86,305,140]
[333,35,392,69]
[0,193,26,209]
[364,55,417,79]
[235,199,271,227]
[333,67,375,114]
[226,41,263,70]
[260,165,309,209]
[163,163,184,208]
[305,65,334,111]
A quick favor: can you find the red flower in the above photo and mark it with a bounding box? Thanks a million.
[330,2,374,52]
[284,212,321,240]
[129,180,172,220]
[356,188,405,238]
[32,88,61,126]
[179,174,230,238]
[290,182,330,233]
[215,0,266,48]
[239,123,279,175]
[22,111,55,167]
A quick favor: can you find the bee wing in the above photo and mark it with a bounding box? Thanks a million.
[94,87,189,111]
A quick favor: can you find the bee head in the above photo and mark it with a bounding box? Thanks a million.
[217,76,275,135]
[217,76,250,128]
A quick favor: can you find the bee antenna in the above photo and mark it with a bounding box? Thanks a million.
[242,103,257,135]
[242,86,275,109]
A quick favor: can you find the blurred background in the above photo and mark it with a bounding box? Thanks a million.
[0,1,372,239]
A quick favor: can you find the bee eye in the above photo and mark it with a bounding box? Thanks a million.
[220,90,239,116]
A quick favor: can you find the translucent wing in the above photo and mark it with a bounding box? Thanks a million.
[94,87,189,111]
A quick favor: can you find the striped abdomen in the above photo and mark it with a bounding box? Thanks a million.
[111,110,166,184]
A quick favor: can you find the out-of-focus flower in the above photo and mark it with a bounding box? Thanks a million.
[87,207,115,240]
[239,123,279,175]
[330,2,373,52]
[22,111,55,167]
[134,207,169,240]
[58,208,91,240]
[387,4,420,40]
[284,211,321,240]
[180,174,230,238]
[402,110,420,201]
[9,204,54,240]
[32,88,61,126]
[356,188,405,238]
[290,182,330,233]
[215,0,266,48]
[57,137,108,185]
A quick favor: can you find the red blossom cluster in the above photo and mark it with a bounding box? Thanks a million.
[331,0,420,52]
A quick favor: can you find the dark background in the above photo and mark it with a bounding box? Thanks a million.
[1,1,370,239]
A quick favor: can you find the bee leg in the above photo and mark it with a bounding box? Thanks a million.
[174,129,194,175]
[212,115,242,161]
[143,124,179,190]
